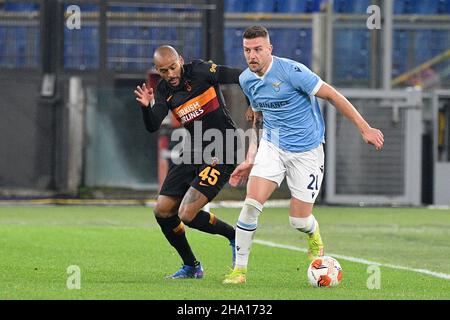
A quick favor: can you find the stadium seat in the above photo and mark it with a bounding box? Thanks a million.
[333,0,349,13]
[413,0,439,14]
[414,0,450,14]
[0,27,5,66]
[394,0,432,14]
[156,27,177,43]
[392,30,409,77]
[245,0,276,13]
[224,0,246,12]
[334,0,371,13]
[224,28,246,68]
[85,27,99,69]
[333,29,370,81]
[107,5,139,12]
[414,30,449,65]
[268,28,312,67]
[1,3,40,68]
[271,29,290,58]
[139,4,174,12]
[393,0,406,14]
[276,0,308,13]
[64,25,99,69]
[14,26,26,68]
[435,0,450,14]
[306,0,321,13]
[295,29,312,66]
[183,28,202,58]
[276,0,321,13]
[87,4,99,12]
[352,0,371,13]
[4,2,39,11]
[267,28,284,54]
[77,4,98,12]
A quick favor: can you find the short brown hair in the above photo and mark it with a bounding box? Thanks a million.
[243,25,270,40]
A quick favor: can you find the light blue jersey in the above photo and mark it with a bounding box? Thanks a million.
[240,56,325,153]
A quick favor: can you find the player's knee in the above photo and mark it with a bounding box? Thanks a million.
[289,215,315,232]
[245,191,266,205]
[238,198,263,225]
[178,205,195,224]
[154,203,174,219]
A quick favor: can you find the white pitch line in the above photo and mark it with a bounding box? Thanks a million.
[254,239,450,280]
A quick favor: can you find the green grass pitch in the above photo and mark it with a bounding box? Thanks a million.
[0,205,449,300]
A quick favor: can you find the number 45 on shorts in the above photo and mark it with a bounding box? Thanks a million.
[199,166,220,186]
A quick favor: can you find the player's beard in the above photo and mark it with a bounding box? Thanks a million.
[249,62,262,74]
[168,66,184,88]
[169,77,180,87]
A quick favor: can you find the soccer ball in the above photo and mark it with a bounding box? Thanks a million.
[307,256,343,288]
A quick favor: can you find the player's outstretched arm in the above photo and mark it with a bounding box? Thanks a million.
[134,83,169,133]
[315,82,384,151]
[216,65,243,84]
[229,111,263,187]
[134,83,154,107]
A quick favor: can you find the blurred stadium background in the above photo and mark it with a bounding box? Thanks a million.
[0,0,449,207]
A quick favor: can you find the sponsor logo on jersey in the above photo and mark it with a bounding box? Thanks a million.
[255,101,289,109]
[172,86,219,125]
[185,81,192,92]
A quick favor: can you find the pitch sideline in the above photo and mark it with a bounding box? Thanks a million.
[254,239,450,280]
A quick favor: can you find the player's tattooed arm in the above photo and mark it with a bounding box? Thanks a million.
[229,111,262,186]
[252,111,263,147]
[254,111,263,128]
[246,111,263,164]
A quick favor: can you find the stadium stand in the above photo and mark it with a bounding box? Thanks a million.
[1,0,448,85]
[0,1,40,68]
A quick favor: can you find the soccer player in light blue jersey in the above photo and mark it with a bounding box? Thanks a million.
[224,26,384,284]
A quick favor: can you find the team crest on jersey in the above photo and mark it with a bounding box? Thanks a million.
[272,81,282,92]
[210,156,220,167]
[185,81,192,92]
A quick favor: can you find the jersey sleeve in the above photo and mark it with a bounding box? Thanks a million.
[245,93,259,112]
[141,83,169,132]
[191,60,241,85]
[288,62,323,96]
[239,76,259,112]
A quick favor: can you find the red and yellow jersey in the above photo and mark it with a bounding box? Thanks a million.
[142,60,243,164]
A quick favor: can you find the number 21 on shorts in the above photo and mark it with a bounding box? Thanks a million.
[307,174,320,191]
